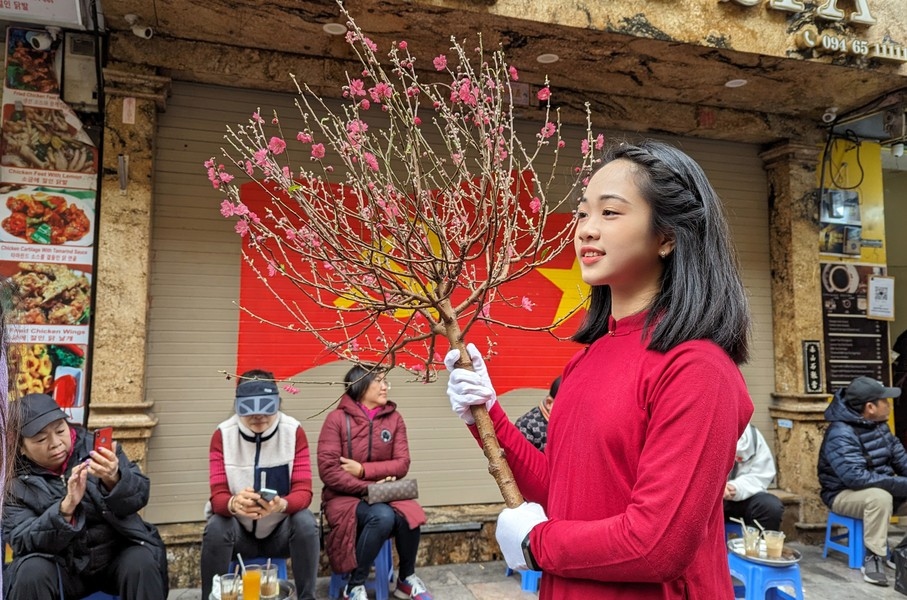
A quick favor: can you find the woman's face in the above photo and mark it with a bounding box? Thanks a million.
[360,375,390,410]
[21,418,71,470]
[574,159,672,310]
[239,413,279,434]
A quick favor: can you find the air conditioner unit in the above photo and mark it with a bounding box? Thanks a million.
[61,32,99,112]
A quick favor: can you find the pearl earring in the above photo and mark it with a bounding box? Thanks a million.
[659,250,667,258]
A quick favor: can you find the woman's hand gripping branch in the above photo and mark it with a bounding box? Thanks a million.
[444,343,497,424]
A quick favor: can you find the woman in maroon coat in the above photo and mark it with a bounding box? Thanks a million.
[317,365,432,600]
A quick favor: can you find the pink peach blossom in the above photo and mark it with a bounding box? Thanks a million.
[349,79,366,97]
[311,143,326,159]
[268,136,287,155]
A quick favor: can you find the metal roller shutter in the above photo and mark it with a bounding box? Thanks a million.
[145,82,773,523]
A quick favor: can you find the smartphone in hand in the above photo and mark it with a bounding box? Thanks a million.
[258,488,278,503]
[93,427,113,452]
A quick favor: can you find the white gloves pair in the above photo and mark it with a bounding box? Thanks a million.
[496,501,549,571]
[444,343,497,425]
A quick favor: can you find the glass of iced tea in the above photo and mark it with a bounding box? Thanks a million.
[260,564,279,600]
[742,526,761,558]
[220,574,241,600]
[763,530,786,559]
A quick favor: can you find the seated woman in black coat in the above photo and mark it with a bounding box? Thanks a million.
[2,394,168,600]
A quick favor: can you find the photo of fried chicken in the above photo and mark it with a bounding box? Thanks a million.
[9,262,91,325]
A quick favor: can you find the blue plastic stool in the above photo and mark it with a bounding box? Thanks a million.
[728,551,804,600]
[822,512,864,569]
[328,538,394,600]
[725,521,743,539]
[228,556,289,580]
[505,566,543,592]
[81,593,118,600]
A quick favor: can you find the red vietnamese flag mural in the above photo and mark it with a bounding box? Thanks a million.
[236,178,588,395]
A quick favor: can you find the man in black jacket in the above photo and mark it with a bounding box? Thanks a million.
[818,376,907,587]
[2,394,168,599]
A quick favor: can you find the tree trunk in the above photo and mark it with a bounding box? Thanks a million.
[445,336,523,508]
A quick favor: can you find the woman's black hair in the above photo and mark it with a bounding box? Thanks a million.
[572,139,751,364]
[343,364,385,403]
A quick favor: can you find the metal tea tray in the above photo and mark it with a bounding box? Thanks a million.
[727,537,802,566]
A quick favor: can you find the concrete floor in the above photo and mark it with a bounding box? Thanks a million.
[170,533,907,599]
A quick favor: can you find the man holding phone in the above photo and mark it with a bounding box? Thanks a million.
[201,369,320,600]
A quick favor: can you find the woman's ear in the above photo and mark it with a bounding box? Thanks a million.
[658,236,675,258]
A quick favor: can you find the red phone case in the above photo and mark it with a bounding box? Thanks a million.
[93,427,113,451]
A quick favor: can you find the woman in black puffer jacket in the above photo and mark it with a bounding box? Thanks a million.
[2,394,168,599]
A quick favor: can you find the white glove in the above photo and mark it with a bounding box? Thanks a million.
[444,343,497,424]
[496,502,548,571]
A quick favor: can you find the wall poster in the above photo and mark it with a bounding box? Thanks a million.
[818,139,890,393]
[1,27,97,424]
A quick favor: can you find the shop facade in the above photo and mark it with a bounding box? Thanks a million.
[4,0,907,586]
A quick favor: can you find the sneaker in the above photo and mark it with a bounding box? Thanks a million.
[344,584,368,600]
[394,574,433,600]
[861,554,889,586]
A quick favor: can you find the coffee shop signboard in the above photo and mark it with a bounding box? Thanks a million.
[723,0,907,64]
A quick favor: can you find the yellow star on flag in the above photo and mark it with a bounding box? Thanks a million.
[537,257,588,327]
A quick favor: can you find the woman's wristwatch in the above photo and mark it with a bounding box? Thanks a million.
[521,533,540,571]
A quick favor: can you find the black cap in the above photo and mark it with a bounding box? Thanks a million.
[844,376,901,409]
[234,379,280,416]
[19,393,68,438]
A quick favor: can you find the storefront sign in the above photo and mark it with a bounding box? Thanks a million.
[724,0,875,25]
[722,0,906,64]
[0,0,84,29]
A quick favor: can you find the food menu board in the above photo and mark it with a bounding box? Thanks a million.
[821,262,891,390]
[1,27,97,424]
